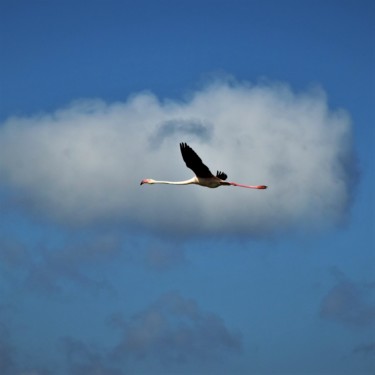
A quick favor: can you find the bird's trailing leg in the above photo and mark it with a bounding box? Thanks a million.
[229,182,267,189]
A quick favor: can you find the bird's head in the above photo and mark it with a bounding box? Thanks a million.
[140,179,155,185]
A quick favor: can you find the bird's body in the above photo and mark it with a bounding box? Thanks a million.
[140,142,267,190]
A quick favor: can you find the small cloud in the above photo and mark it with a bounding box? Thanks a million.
[319,269,375,327]
[111,291,242,366]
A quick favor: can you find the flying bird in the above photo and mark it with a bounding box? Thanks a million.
[140,142,267,189]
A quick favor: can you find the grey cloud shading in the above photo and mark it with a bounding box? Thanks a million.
[0,237,30,269]
[0,233,120,296]
[144,241,187,271]
[25,235,120,295]
[0,324,14,375]
[55,291,241,374]
[319,268,375,327]
[111,291,242,366]
[0,231,185,300]
[0,322,53,375]
[151,118,213,147]
[14,368,53,375]
[353,342,375,356]
[0,80,358,236]
[61,337,123,375]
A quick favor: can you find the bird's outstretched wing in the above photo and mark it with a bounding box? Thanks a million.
[180,143,213,178]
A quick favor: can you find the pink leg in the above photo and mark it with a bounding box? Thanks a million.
[230,182,267,189]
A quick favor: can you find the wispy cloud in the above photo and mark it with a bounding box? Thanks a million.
[353,342,375,356]
[25,234,120,295]
[0,321,53,375]
[61,337,123,375]
[0,79,357,236]
[37,291,242,373]
[0,233,120,296]
[110,291,242,366]
[320,268,375,327]
[144,240,187,271]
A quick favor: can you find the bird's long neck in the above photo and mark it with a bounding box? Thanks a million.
[150,177,198,185]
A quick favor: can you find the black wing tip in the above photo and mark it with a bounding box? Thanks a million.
[180,142,193,156]
[216,170,228,180]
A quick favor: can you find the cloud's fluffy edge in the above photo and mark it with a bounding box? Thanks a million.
[0,79,358,236]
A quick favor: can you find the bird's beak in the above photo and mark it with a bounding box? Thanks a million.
[140,180,144,185]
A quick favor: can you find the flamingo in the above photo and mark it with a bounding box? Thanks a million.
[140,142,267,189]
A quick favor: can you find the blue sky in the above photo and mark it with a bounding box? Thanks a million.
[0,1,374,374]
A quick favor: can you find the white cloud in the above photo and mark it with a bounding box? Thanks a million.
[0,79,357,236]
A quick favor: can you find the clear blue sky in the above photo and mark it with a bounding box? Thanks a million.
[0,1,374,374]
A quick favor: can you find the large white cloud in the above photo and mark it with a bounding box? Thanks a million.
[0,79,357,235]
